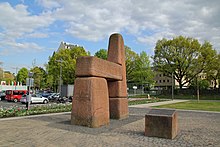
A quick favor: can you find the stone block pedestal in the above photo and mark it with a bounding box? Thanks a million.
[71,77,109,128]
[145,109,178,139]
[109,98,128,119]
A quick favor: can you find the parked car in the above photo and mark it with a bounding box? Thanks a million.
[5,90,28,102]
[42,92,52,98]
[48,93,60,102]
[0,91,6,101]
[20,94,49,104]
[48,93,56,99]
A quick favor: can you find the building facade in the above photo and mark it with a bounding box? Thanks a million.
[57,41,78,51]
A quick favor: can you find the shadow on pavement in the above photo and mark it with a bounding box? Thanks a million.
[26,108,148,135]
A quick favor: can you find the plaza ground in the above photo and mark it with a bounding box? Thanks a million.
[0,100,219,147]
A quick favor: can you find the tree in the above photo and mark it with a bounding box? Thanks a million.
[17,68,28,85]
[47,45,89,91]
[131,51,155,88]
[125,46,154,88]
[94,49,107,60]
[30,67,47,90]
[3,71,14,84]
[0,62,3,81]
[204,53,220,89]
[190,78,210,90]
[153,36,216,89]
[125,46,140,82]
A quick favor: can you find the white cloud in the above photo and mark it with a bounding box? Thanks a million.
[49,0,131,41]
[26,32,49,38]
[0,0,220,55]
[36,0,60,9]
[0,2,54,55]
[35,0,219,50]
[0,41,43,56]
[0,3,54,33]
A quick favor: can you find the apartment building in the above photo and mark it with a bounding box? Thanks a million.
[154,71,218,89]
[57,41,78,51]
[153,72,175,90]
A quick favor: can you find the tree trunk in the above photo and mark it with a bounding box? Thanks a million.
[214,80,217,89]
[178,80,183,90]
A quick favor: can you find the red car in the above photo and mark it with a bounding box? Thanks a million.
[5,90,28,102]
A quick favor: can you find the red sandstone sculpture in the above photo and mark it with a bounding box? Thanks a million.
[71,33,129,128]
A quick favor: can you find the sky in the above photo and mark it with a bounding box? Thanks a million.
[0,0,220,74]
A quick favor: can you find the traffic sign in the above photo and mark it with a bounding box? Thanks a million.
[26,78,34,86]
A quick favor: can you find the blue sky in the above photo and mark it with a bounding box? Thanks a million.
[0,0,220,74]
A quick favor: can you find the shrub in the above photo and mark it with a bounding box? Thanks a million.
[0,103,72,118]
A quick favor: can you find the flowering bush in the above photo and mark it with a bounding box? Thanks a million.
[0,103,72,118]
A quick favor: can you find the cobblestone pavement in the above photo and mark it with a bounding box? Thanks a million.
[0,108,219,147]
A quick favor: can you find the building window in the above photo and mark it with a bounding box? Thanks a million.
[167,80,169,82]
[159,80,161,83]
[163,80,165,82]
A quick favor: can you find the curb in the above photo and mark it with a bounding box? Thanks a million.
[0,111,71,121]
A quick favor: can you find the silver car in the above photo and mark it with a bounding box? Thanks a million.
[20,94,49,104]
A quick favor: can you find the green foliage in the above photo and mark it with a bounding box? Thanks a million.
[30,67,47,89]
[0,104,72,118]
[157,94,220,100]
[47,46,89,91]
[17,68,28,84]
[0,67,3,81]
[155,101,220,112]
[204,53,220,89]
[189,78,210,90]
[153,36,216,89]
[125,46,140,82]
[126,46,154,88]
[128,98,164,105]
[131,51,155,87]
[3,71,14,83]
[94,49,107,60]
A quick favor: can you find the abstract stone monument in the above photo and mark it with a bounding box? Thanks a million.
[71,33,129,128]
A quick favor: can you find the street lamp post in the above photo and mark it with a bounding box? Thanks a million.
[171,72,174,100]
[15,67,19,90]
[12,67,19,90]
[197,75,200,102]
[26,72,34,110]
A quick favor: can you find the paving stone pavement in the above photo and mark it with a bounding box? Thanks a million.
[0,107,219,147]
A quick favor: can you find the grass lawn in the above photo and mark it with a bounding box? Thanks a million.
[154,101,220,112]
[157,95,220,100]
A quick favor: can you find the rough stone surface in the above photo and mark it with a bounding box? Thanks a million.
[107,33,127,98]
[107,33,128,119]
[0,108,219,146]
[71,77,109,128]
[107,33,125,65]
[145,109,178,139]
[76,56,122,81]
[72,33,128,125]
[108,81,127,98]
[109,98,129,119]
